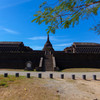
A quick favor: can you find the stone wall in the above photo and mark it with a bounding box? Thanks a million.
[53,52,100,70]
[0,51,100,71]
[0,51,44,69]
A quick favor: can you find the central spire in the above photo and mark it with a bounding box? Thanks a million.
[47,34,49,42]
[42,35,54,51]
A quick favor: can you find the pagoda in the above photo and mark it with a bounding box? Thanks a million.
[42,35,54,51]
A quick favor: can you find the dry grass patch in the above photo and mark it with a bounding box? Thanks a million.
[0,69,38,72]
[0,69,24,71]
[62,68,100,72]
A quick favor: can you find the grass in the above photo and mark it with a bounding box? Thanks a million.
[0,68,38,72]
[61,68,100,72]
[0,69,25,71]
[0,75,25,87]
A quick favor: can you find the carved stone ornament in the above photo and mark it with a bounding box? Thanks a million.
[26,61,32,68]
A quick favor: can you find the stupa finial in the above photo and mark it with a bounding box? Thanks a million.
[47,34,49,42]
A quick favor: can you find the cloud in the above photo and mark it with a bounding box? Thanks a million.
[54,43,72,47]
[0,0,31,9]
[29,36,47,40]
[28,36,57,41]
[28,36,72,43]
[30,46,43,50]
[0,26,19,34]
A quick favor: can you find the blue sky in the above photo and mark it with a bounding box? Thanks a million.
[0,0,100,51]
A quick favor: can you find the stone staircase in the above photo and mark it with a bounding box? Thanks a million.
[43,54,54,71]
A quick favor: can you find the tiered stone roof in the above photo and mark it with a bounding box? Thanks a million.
[73,42,100,47]
[64,42,100,53]
[42,35,54,51]
[0,42,33,52]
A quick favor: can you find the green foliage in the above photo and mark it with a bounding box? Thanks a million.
[0,75,25,87]
[32,0,100,34]
[90,22,100,34]
[0,82,8,87]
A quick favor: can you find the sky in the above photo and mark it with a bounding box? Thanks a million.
[0,0,100,51]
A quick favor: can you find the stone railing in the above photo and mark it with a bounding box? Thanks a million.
[2,73,98,80]
[39,57,43,67]
[52,56,56,69]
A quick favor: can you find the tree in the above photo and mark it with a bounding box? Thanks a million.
[32,0,100,34]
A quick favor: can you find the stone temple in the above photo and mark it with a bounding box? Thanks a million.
[0,35,100,71]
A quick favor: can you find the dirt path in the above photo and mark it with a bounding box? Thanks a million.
[0,77,100,100]
[43,79,100,100]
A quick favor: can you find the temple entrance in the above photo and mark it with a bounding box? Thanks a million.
[43,52,54,71]
[45,51,51,55]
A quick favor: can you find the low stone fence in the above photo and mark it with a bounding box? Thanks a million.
[1,71,100,80]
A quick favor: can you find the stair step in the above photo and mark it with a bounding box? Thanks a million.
[43,54,54,71]
[44,63,52,65]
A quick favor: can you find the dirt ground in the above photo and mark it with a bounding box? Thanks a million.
[0,77,100,100]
